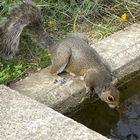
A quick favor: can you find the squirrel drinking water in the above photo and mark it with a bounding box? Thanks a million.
[0,1,120,108]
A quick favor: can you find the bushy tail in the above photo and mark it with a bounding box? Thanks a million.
[0,1,52,58]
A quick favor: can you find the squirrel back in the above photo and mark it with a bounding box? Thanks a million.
[0,1,52,58]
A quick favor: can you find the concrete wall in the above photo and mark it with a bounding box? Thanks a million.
[0,85,109,140]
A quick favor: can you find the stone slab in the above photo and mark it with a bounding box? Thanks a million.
[10,68,86,113]
[92,23,140,79]
[0,85,109,140]
[10,23,140,113]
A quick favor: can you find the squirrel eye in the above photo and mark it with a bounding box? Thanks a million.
[107,96,114,102]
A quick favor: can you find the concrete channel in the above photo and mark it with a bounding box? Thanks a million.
[0,23,140,139]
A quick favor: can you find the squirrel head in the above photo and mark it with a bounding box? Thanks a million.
[100,83,120,108]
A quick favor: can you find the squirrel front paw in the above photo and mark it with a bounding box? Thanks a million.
[85,87,95,97]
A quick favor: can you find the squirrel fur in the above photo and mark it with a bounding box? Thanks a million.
[0,1,120,108]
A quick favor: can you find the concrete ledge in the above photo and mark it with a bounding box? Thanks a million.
[0,85,109,140]
[92,23,140,79]
[10,69,86,113]
[10,23,140,113]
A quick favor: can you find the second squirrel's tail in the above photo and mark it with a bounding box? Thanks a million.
[0,1,52,58]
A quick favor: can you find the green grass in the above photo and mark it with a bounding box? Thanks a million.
[0,0,140,84]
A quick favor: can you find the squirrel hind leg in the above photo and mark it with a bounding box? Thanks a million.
[54,76,66,84]
[50,59,70,84]
[50,47,71,84]
[50,64,67,85]
[50,69,66,85]
[50,61,68,85]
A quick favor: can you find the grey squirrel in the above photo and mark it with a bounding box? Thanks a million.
[0,1,120,108]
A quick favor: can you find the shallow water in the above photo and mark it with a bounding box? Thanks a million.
[69,76,140,140]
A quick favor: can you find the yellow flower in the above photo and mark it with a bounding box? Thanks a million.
[121,13,127,22]
[48,19,56,25]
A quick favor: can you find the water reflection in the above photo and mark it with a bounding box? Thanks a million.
[69,76,140,140]
[109,94,140,140]
[70,100,119,136]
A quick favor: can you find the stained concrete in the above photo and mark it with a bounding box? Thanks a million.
[0,85,109,140]
[10,23,140,113]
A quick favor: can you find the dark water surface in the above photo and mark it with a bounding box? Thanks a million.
[69,76,140,140]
